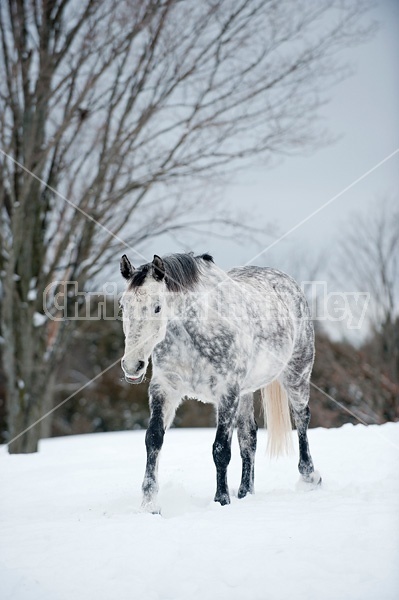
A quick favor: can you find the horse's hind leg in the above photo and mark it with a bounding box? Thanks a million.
[286,379,321,486]
[237,393,257,499]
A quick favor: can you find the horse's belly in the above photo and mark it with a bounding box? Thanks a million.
[242,341,293,393]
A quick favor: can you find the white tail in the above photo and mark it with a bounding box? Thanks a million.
[261,380,293,458]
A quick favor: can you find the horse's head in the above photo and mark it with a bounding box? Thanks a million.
[119,254,168,384]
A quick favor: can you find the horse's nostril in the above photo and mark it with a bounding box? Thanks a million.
[137,360,145,372]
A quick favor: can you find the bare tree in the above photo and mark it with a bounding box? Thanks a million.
[332,199,399,419]
[0,0,372,452]
[337,199,399,354]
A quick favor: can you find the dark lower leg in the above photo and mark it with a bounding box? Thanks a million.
[237,415,257,498]
[213,387,239,505]
[142,415,164,507]
[142,390,166,510]
[213,431,233,505]
[293,405,315,479]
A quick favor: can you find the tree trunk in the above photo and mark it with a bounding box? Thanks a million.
[2,260,52,453]
[5,353,55,453]
[7,383,41,453]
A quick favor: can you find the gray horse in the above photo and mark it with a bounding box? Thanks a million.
[119,252,321,512]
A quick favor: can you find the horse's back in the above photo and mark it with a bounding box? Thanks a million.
[227,265,310,321]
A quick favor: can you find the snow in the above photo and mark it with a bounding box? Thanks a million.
[27,278,37,302]
[32,312,46,327]
[1,423,398,600]
[27,289,37,301]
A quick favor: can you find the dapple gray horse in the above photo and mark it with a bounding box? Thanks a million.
[119,253,321,512]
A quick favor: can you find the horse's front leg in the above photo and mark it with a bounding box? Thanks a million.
[142,382,175,513]
[213,385,240,506]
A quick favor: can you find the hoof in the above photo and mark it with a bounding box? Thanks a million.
[237,486,253,499]
[141,500,161,515]
[296,470,322,491]
[214,492,230,506]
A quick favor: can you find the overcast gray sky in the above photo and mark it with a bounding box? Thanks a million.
[152,0,398,276]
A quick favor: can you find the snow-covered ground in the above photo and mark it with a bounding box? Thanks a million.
[1,423,398,600]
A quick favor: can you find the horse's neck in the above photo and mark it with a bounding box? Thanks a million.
[193,264,228,295]
[167,266,228,320]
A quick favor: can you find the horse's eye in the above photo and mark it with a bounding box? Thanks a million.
[154,305,161,314]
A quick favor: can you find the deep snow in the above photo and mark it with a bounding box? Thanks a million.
[1,423,398,600]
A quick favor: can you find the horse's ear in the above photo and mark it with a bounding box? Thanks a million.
[152,255,165,281]
[120,255,135,280]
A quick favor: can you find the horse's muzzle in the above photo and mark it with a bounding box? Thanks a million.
[125,373,145,385]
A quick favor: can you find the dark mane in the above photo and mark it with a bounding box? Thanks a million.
[130,252,214,292]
